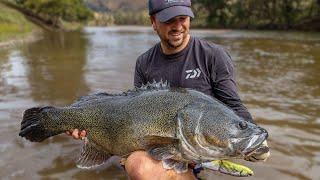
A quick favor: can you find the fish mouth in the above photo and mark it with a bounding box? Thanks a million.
[231,131,268,157]
[242,133,267,156]
[242,132,268,156]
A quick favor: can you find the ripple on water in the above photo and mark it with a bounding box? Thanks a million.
[3,170,25,180]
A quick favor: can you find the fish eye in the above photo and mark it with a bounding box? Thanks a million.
[238,121,248,130]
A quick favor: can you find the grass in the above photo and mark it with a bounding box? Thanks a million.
[0,3,37,42]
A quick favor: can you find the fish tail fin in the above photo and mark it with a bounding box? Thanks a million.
[19,106,61,142]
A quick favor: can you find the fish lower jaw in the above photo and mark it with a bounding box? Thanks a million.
[230,133,267,157]
[179,139,226,162]
[242,145,264,157]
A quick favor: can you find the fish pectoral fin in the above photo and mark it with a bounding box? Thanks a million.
[162,159,176,169]
[141,136,180,161]
[162,159,188,174]
[147,145,177,161]
[76,138,111,169]
[173,161,188,174]
[141,135,179,148]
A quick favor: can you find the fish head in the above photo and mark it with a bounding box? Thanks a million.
[177,99,268,162]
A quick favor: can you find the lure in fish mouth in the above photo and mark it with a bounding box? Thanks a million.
[18,82,269,176]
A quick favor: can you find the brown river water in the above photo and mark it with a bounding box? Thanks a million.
[0,26,319,180]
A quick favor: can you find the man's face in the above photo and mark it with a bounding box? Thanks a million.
[151,15,190,49]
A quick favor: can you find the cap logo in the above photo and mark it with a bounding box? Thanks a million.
[165,0,185,4]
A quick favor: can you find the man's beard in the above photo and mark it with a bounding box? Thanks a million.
[158,30,187,49]
[165,38,183,49]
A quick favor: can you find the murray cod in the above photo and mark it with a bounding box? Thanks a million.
[19,82,268,174]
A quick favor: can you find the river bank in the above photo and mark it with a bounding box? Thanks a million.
[0,30,43,49]
[0,1,85,49]
[0,2,42,48]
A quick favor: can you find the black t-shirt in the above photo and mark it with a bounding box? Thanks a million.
[134,36,254,123]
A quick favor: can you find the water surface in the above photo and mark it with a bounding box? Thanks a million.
[0,26,319,180]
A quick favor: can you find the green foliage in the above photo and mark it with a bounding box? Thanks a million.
[114,10,149,25]
[88,12,115,26]
[191,3,209,28]
[86,0,319,30]
[0,3,35,42]
[192,0,320,29]
[14,0,316,30]
[88,10,149,26]
[17,0,93,23]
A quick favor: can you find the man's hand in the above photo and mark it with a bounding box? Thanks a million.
[65,129,87,139]
[245,140,270,162]
[125,151,196,180]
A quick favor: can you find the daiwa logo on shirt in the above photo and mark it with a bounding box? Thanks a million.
[185,68,201,79]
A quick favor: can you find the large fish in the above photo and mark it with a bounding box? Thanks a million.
[19,82,268,174]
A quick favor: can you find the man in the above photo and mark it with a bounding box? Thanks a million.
[68,0,270,179]
[132,0,270,178]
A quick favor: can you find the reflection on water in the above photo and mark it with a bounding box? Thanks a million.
[0,26,319,180]
[20,31,90,105]
[83,27,157,92]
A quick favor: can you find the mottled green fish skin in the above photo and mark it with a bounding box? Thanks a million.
[20,87,202,154]
[73,88,194,155]
[19,83,267,164]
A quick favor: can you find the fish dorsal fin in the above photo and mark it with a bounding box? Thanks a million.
[76,138,111,169]
[72,92,113,107]
[139,80,170,91]
[74,81,171,103]
[72,81,172,106]
[77,92,112,102]
[121,80,171,96]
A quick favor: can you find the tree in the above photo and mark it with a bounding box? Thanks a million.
[15,0,92,24]
[192,0,319,29]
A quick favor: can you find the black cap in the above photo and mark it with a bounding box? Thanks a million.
[148,0,195,23]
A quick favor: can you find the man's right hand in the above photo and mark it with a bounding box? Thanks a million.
[65,129,87,139]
